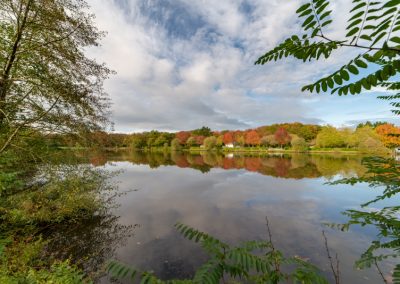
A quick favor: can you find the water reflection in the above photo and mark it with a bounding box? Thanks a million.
[43,214,134,279]
[85,150,397,283]
[96,150,367,179]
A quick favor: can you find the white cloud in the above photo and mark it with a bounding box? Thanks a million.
[86,0,397,133]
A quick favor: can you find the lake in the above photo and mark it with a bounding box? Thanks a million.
[79,150,396,283]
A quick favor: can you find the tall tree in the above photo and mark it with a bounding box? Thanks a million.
[375,123,400,148]
[0,0,112,153]
[245,130,260,146]
[222,131,234,145]
[274,127,291,148]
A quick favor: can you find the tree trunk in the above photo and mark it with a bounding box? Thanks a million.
[0,0,33,127]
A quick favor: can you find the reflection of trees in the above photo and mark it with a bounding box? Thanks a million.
[43,214,133,279]
[244,157,262,172]
[312,155,366,179]
[108,150,366,179]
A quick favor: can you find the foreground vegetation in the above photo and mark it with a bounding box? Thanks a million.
[0,0,399,282]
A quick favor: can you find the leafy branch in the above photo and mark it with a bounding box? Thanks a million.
[256,0,400,114]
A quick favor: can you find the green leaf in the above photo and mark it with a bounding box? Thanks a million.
[299,9,313,17]
[350,2,366,12]
[346,27,359,37]
[321,19,333,27]
[321,80,328,92]
[383,0,400,8]
[302,15,315,27]
[319,10,332,21]
[347,19,362,30]
[355,59,368,68]
[340,69,350,81]
[348,64,359,74]
[296,3,311,13]
[390,36,400,44]
[327,77,334,88]
[360,34,372,41]
[349,11,364,21]
[334,74,343,85]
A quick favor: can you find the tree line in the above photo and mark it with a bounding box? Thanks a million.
[47,122,400,153]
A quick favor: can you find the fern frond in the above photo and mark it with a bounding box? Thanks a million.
[175,222,228,248]
[193,260,223,284]
[107,260,140,282]
[393,264,400,284]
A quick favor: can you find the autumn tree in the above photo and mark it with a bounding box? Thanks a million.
[0,0,112,153]
[234,131,245,146]
[274,127,291,148]
[194,135,205,146]
[245,130,260,146]
[223,131,234,145]
[261,135,278,147]
[376,123,400,148]
[175,131,190,145]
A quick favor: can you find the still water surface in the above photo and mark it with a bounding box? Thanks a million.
[90,151,397,283]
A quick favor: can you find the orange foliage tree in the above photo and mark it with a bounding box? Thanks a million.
[223,132,234,145]
[245,130,260,146]
[375,124,400,148]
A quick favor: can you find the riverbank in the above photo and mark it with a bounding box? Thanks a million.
[187,146,387,155]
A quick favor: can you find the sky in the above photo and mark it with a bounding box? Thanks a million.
[86,0,399,133]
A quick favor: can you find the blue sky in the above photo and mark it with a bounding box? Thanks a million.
[87,0,399,133]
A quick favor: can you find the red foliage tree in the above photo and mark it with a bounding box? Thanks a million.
[274,127,291,148]
[245,130,260,146]
[175,131,190,145]
[223,131,234,145]
[194,135,205,145]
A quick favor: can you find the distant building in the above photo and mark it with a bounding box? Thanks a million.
[224,143,234,148]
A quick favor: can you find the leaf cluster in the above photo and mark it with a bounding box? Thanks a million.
[256,0,400,113]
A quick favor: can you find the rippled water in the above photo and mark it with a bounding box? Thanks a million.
[85,150,396,283]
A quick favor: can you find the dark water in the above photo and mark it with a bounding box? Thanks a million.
[87,150,397,283]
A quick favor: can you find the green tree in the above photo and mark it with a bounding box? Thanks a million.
[191,126,212,137]
[203,136,217,150]
[291,136,308,152]
[154,135,168,147]
[170,138,181,151]
[315,126,345,148]
[186,137,196,147]
[0,0,112,154]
